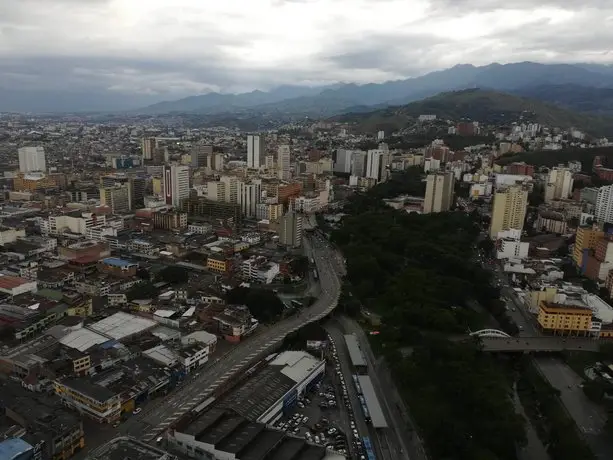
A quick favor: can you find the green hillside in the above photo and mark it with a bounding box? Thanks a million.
[336,89,613,137]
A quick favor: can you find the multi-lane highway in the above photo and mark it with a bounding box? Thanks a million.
[111,232,342,443]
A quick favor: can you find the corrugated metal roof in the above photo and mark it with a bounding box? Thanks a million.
[357,375,388,428]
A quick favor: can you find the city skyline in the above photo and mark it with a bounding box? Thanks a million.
[1,0,613,109]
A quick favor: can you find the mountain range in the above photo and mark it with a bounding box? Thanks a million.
[3,61,613,115]
[333,88,613,137]
[136,61,613,116]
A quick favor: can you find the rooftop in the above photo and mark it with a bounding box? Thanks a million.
[86,436,178,460]
[0,275,31,290]
[217,364,295,421]
[102,257,137,268]
[59,377,117,403]
[89,312,156,340]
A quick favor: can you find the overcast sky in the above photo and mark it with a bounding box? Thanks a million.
[1,0,613,100]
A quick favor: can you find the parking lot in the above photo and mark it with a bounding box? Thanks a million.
[270,340,369,459]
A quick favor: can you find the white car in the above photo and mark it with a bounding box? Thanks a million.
[133,408,142,414]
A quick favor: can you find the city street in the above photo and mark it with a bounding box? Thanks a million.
[535,356,606,435]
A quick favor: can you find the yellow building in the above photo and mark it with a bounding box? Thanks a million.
[13,172,58,191]
[207,255,230,274]
[66,298,93,317]
[54,378,121,423]
[537,301,593,336]
[423,172,455,214]
[489,185,529,239]
[573,226,604,269]
[152,177,163,195]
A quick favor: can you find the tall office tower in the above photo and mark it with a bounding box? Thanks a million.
[129,176,147,209]
[264,155,275,170]
[489,185,529,239]
[239,180,262,218]
[334,149,354,174]
[210,153,225,171]
[279,209,304,248]
[142,137,156,160]
[423,172,455,214]
[247,135,264,169]
[277,145,291,181]
[18,146,46,173]
[545,167,574,202]
[219,175,239,203]
[350,151,367,177]
[366,149,391,182]
[100,184,132,214]
[191,144,213,168]
[163,165,190,207]
[595,185,613,224]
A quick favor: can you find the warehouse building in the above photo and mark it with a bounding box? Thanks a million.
[168,408,345,460]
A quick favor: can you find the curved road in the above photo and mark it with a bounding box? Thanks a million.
[113,233,342,443]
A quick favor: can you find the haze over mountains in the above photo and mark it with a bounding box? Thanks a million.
[3,61,613,114]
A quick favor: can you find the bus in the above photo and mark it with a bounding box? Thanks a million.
[362,437,376,460]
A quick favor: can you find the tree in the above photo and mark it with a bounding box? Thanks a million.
[156,266,189,284]
[289,256,310,277]
[126,282,159,301]
[226,287,285,323]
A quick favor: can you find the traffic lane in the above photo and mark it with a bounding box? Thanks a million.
[341,318,413,460]
[325,325,377,460]
[132,295,338,435]
[535,357,606,434]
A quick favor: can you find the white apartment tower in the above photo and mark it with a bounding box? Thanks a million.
[247,135,265,169]
[277,145,291,181]
[164,165,190,207]
[366,148,390,182]
[18,146,46,173]
[239,180,262,218]
[545,167,574,202]
[595,185,613,224]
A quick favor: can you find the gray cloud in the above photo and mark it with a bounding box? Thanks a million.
[0,0,613,111]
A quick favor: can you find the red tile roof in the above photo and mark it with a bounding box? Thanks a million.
[0,275,29,289]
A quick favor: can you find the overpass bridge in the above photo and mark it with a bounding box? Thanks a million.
[478,336,600,353]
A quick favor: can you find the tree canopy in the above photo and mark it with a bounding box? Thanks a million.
[225,287,286,323]
[331,168,526,459]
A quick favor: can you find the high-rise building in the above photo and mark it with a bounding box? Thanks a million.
[163,165,190,207]
[489,185,529,239]
[277,145,291,181]
[210,153,225,171]
[545,167,574,202]
[18,146,46,173]
[595,185,613,224]
[350,151,367,177]
[141,137,156,160]
[573,226,605,270]
[279,210,303,248]
[334,149,354,174]
[423,172,455,214]
[100,184,132,214]
[247,135,264,169]
[239,180,262,218]
[129,176,147,209]
[191,144,213,168]
[366,149,391,182]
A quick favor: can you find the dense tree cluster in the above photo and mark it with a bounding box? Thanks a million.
[156,266,189,284]
[225,287,285,323]
[331,169,526,459]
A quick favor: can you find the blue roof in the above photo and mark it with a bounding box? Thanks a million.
[102,257,134,268]
[0,438,34,460]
